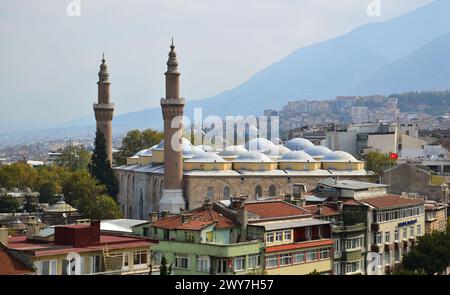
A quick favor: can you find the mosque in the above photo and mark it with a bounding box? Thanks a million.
[104,43,370,219]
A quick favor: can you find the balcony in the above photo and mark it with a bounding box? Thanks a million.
[153,240,263,258]
[333,223,366,234]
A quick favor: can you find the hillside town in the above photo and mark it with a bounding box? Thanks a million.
[1,43,449,277]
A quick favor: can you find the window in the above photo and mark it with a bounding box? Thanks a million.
[269,185,276,197]
[403,228,407,239]
[283,230,292,241]
[306,251,317,262]
[37,260,57,275]
[266,232,274,243]
[345,261,361,274]
[265,255,278,269]
[123,253,129,268]
[373,232,382,244]
[304,164,309,170]
[394,230,399,241]
[89,255,101,274]
[320,249,330,260]
[385,231,391,243]
[275,231,283,242]
[346,237,362,250]
[417,225,422,237]
[197,256,210,272]
[255,185,262,198]
[207,187,214,199]
[395,249,401,263]
[305,227,312,240]
[175,254,190,269]
[216,259,227,274]
[185,232,195,243]
[223,186,231,200]
[334,239,340,253]
[334,262,341,275]
[318,226,324,238]
[133,250,148,266]
[293,252,305,264]
[410,226,414,238]
[248,255,261,269]
[152,251,162,264]
[385,252,391,265]
[163,229,170,240]
[279,254,292,266]
[206,231,213,243]
[234,256,246,272]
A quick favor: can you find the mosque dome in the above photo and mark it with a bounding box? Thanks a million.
[285,138,315,151]
[245,138,275,152]
[134,149,149,157]
[218,145,248,157]
[323,151,358,162]
[185,152,226,163]
[263,145,291,157]
[280,151,316,162]
[155,138,193,151]
[235,151,273,162]
[304,146,333,157]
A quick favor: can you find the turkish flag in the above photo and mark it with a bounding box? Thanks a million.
[389,152,398,160]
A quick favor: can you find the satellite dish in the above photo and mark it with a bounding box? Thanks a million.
[62,213,67,218]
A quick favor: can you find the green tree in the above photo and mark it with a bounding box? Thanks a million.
[160,256,168,275]
[114,129,163,166]
[365,151,396,175]
[400,231,450,275]
[76,194,122,220]
[0,163,38,190]
[56,145,91,171]
[89,130,119,199]
[0,195,19,213]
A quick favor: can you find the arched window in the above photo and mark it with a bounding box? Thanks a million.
[207,187,214,199]
[223,186,231,200]
[255,185,262,198]
[139,189,144,220]
[269,185,276,197]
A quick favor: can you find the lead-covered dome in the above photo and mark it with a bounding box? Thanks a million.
[235,151,273,162]
[245,138,275,152]
[285,138,314,151]
[323,151,358,162]
[280,151,316,162]
[185,152,226,163]
[304,146,332,157]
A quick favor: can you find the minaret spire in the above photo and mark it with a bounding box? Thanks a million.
[160,41,186,214]
[94,54,115,165]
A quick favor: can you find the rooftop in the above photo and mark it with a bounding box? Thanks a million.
[152,206,238,231]
[303,204,340,217]
[101,219,150,234]
[0,243,35,275]
[319,179,387,190]
[245,201,311,220]
[361,195,425,209]
[250,218,330,231]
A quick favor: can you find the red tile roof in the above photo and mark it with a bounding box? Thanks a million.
[361,195,425,209]
[0,244,35,275]
[7,234,155,257]
[266,239,334,253]
[303,204,340,217]
[153,206,238,231]
[245,201,311,219]
[343,199,364,206]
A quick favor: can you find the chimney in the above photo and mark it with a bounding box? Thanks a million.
[203,198,213,210]
[236,204,248,242]
[230,196,247,209]
[337,201,344,212]
[149,212,159,224]
[293,184,304,200]
[181,213,193,224]
[0,228,8,246]
[25,222,41,240]
[284,194,293,203]
[161,211,169,219]
[317,204,323,216]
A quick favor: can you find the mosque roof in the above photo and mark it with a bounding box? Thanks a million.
[279,151,316,162]
[304,146,332,157]
[234,151,273,163]
[323,151,360,162]
[285,138,315,151]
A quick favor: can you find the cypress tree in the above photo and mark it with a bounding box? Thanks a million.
[89,130,119,200]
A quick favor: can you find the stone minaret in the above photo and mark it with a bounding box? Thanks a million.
[159,40,186,214]
[93,54,115,164]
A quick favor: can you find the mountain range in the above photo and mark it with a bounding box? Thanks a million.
[7,0,450,136]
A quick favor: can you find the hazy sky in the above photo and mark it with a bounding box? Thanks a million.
[0,0,432,131]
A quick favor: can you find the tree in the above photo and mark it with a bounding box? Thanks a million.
[365,151,396,175]
[38,181,60,204]
[22,195,36,213]
[56,145,91,171]
[0,195,19,213]
[76,194,122,220]
[160,256,168,275]
[89,130,119,199]
[0,163,38,190]
[399,231,450,275]
[114,129,163,166]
